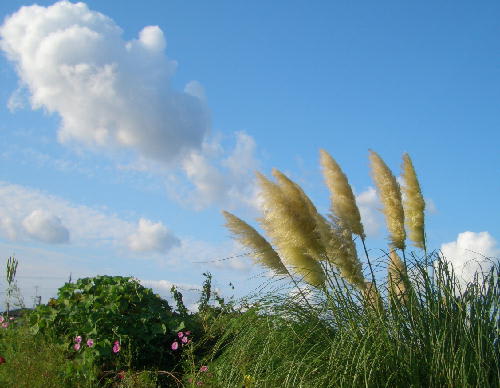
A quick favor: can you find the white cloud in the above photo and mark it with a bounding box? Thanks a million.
[141,279,202,293]
[171,131,260,210]
[355,186,383,237]
[0,181,181,256]
[425,198,437,214]
[7,86,27,112]
[22,209,69,244]
[0,1,263,211]
[440,231,499,285]
[0,1,209,164]
[128,218,180,253]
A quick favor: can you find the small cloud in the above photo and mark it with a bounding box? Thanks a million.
[440,231,499,286]
[355,186,383,237]
[7,86,27,112]
[140,279,201,293]
[184,80,207,102]
[425,197,437,214]
[22,209,70,244]
[128,218,180,253]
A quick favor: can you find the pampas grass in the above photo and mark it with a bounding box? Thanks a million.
[320,149,365,238]
[324,222,365,288]
[369,150,406,250]
[255,172,326,287]
[401,153,426,250]
[222,210,288,276]
[271,169,326,259]
[271,169,365,288]
[388,250,408,301]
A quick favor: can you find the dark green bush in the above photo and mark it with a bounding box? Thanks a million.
[29,275,185,375]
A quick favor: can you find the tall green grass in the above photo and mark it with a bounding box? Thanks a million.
[200,254,499,388]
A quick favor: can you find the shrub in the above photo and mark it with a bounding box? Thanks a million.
[29,275,185,376]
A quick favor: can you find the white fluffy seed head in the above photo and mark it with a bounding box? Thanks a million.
[222,210,288,275]
[401,153,426,249]
[320,149,365,238]
[369,150,406,250]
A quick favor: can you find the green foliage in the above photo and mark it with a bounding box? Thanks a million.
[200,255,500,388]
[29,275,185,375]
[0,315,81,387]
[170,285,189,317]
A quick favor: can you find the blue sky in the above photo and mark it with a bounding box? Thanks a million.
[0,0,498,309]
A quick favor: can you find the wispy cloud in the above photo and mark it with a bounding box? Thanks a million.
[169,131,261,211]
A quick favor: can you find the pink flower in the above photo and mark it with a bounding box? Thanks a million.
[74,336,82,344]
[171,341,179,350]
[9,317,14,321]
[117,370,125,380]
[74,343,81,351]
[181,336,188,344]
[87,339,94,347]
[0,316,4,323]
[177,331,184,338]
[199,365,208,372]
[1,323,8,328]
[196,381,203,386]
[0,356,5,364]
[184,331,191,336]
[112,341,120,353]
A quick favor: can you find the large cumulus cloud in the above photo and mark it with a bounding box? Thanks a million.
[0,0,210,164]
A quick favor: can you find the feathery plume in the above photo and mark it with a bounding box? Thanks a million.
[320,149,365,238]
[271,169,325,258]
[369,150,406,250]
[271,169,365,288]
[401,153,426,249]
[388,250,408,301]
[256,172,326,287]
[278,246,326,287]
[323,219,366,288]
[222,210,288,275]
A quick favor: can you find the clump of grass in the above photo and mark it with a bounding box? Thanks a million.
[0,314,83,387]
[215,148,499,387]
[203,255,499,387]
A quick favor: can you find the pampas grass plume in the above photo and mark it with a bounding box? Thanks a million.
[271,169,325,257]
[324,223,366,288]
[222,210,288,275]
[401,153,426,249]
[256,172,326,287]
[320,149,365,238]
[369,150,406,250]
[388,250,408,301]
